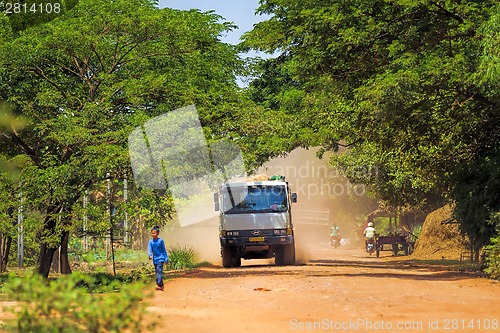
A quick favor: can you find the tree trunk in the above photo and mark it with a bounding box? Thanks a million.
[2,236,12,272]
[38,243,58,278]
[0,235,5,273]
[474,244,482,263]
[59,230,72,274]
[38,207,59,278]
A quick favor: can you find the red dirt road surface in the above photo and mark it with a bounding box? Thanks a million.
[148,246,500,333]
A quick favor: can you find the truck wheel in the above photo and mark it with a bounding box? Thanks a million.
[231,254,241,267]
[275,246,285,266]
[221,246,232,268]
[284,242,295,265]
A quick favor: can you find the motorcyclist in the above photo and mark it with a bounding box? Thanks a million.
[330,226,341,247]
[363,222,376,247]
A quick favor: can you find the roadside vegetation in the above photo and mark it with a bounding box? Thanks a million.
[484,229,500,280]
[1,272,152,333]
[0,245,204,331]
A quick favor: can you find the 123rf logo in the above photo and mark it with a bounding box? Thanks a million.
[2,1,61,14]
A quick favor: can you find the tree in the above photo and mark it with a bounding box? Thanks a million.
[452,151,500,261]
[0,0,243,277]
[0,105,28,272]
[242,0,499,250]
[0,0,79,34]
[0,174,17,273]
[243,0,498,178]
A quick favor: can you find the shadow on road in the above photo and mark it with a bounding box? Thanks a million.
[170,257,481,282]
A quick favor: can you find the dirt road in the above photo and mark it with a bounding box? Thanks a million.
[149,245,500,333]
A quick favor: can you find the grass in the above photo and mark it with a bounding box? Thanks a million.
[1,272,153,333]
[167,244,196,270]
[0,247,210,332]
[0,247,209,297]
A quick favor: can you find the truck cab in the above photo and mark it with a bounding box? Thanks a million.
[215,177,297,267]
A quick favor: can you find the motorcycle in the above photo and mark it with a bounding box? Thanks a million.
[366,237,376,255]
[329,236,341,248]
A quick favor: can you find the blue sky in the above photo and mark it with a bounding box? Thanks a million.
[158,0,268,45]
[157,0,273,85]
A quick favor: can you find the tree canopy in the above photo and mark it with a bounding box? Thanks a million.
[242,0,500,251]
[0,0,247,276]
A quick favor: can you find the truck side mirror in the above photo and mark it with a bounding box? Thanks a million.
[214,192,220,211]
[291,193,297,203]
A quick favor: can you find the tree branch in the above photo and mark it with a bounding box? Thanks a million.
[30,66,69,101]
[0,129,41,167]
[90,43,106,73]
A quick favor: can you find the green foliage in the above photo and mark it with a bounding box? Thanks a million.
[3,273,153,333]
[412,225,422,239]
[75,247,147,265]
[484,228,500,280]
[452,152,500,253]
[72,271,150,289]
[126,263,155,282]
[167,245,196,270]
[192,261,212,268]
[476,4,500,92]
[0,0,245,275]
[0,0,78,35]
[242,0,499,251]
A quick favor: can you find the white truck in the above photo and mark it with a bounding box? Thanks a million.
[214,177,297,267]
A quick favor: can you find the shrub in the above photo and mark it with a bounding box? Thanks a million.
[167,245,196,270]
[3,273,154,333]
[484,234,500,280]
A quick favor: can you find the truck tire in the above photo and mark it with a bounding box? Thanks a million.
[221,246,232,268]
[275,245,285,266]
[231,254,241,267]
[275,243,295,266]
[284,242,295,265]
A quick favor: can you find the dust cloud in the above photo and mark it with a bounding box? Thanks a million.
[162,215,222,264]
[256,147,377,263]
[162,147,376,266]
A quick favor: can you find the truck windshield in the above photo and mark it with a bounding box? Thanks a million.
[221,185,288,214]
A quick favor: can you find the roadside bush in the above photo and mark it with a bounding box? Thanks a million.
[484,234,500,280]
[3,273,154,333]
[167,245,196,270]
[125,263,155,282]
[412,225,422,239]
